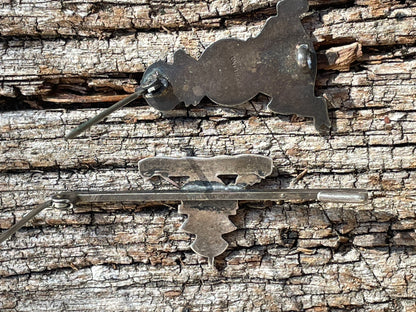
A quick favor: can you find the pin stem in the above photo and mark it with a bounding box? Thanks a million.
[65,87,146,140]
[0,201,52,244]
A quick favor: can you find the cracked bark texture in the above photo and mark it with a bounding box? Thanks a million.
[1,0,416,311]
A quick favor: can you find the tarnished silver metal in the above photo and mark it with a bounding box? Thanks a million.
[66,0,330,139]
[139,155,272,265]
[0,200,53,244]
[39,189,368,204]
[51,196,74,209]
[65,78,164,139]
[0,194,78,245]
[0,155,368,266]
[137,155,366,265]
[42,189,367,204]
[180,200,238,267]
[142,0,330,131]
[139,155,273,187]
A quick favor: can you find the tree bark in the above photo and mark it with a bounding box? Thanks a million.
[1,0,415,311]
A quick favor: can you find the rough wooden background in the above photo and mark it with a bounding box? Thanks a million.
[1,0,415,311]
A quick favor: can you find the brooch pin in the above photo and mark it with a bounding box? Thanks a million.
[1,155,367,267]
[65,0,329,139]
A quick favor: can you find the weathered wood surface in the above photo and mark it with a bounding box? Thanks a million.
[1,0,415,311]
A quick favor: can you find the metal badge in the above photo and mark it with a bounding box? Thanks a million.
[65,0,329,139]
[0,155,367,267]
[142,0,329,131]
